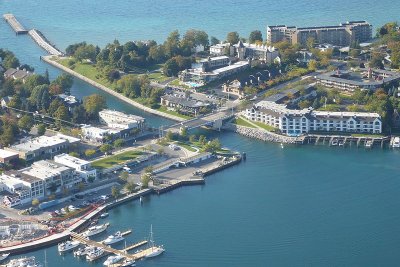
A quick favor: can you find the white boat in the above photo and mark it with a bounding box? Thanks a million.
[120,259,136,267]
[365,140,373,148]
[74,246,95,257]
[100,212,109,218]
[145,225,165,258]
[0,253,10,262]
[6,256,42,267]
[103,231,124,245]
[280,143,284,149]
[392,137,400,148]
[103,255,124,266]
[331,139,338,146]
[58,240,80,252]
[86,247,105,261]
[82,223,108,237]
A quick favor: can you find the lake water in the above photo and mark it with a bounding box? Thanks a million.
[1,0,400,266]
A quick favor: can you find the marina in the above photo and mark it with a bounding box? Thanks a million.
[3,14,28,34]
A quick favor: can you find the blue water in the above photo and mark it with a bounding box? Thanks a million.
[1,0,400,266]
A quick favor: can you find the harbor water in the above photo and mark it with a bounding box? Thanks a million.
[1,0,400,266]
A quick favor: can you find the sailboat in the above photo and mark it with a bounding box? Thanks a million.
[140,196,143,204]
[145,225,165,258]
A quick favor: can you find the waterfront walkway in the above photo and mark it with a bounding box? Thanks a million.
[3,14,28,34]
[42,56,185,122]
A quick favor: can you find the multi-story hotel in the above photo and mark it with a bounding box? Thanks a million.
[245,101,382,135]
[267,21,372,46]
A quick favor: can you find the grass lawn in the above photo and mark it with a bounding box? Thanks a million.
[92,150,143,169]
[232,117,256,128]
[58,59,116,89]
[148,72,169,83]
[157,106,192,119]
[252,121,277,131]
[176,141,197,152]
[168,79,191,89]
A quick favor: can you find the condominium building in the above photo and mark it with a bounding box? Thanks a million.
[316,68,400,92]
[5,134,80,162]
[99,109,146,130]
[54,153,97,181]
[245,101,382,135]
[267,21,372,46]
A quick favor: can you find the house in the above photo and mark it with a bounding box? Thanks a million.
[4,68,33,82]
[57,94,79,111]
[222,80,244,98]
[160,95,210,115]
[54,153,96,181]
[1,96,13,108]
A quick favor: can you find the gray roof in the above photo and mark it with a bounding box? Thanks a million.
[4,68,17,77]
[162,95,209,108]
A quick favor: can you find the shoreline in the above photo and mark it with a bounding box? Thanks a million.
[41,56,185,122]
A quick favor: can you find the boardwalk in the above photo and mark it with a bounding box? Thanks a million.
[3,14,28,34]
[29,29,64,56]
[71,232,155,261]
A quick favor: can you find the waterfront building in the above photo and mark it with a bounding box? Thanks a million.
[160,95,210,115]
[0,172,44,207]
[209,43,232,56]
[316,68,400,92]
[54,153,96,181]
[179,60,250,85]
[245,101,382,135]
[235,41,280,63]
[267,21,372,46]
[99,109,146,130]
[19,160,78,195]
[81,125,114,143]
[5,134,80,162]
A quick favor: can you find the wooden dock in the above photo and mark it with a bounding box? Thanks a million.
[28,29,64,56]
[3,14,28,34]
[70,232,153,261]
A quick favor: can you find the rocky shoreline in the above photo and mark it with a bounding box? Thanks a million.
[225,123,299,144]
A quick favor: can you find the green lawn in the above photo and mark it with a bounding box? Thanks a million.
[232,117,256,128]
[157,106,192,119]
[252,121,277,131]
[148,72,169,83]
[176,141,197,152]
[168,79,191,89]
[92,150,143,169]
[351,133,386,138]
[58,59,115,89]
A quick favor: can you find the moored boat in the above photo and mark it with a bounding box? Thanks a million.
[102,231,124,245]
[100,212,109,218]
[86,247,105,261]
[74,246,95,257]
[58,240,80,252]
[0,253,10,262]
[6,256,42,267]
[145,225,165,258]
[120,259,136,267]
[82,223,108,237]
[103,255,124,266]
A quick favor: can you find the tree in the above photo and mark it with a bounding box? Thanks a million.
[24,74,49,92]
[165,131,174,141]
[189,134,197,143]
[306,37,316,50]
[32,198,40,206]
[54,105,70,127]
[157,147,164,155]
[83,94,107,119]
[37,124,46,136]
[0,127,15,146]
[249,30,263,43]
[164,30,181,58]
[180,127,188,138]
[120,171,129,182]
[163,58,179,77]
[51,74,73,94]
[148,45,165,63]
[111,186,120,199]
[113,138,125,149]
[100,144,113,154]
[124,181,136,193]
[308,60,318,71]
[18,115,34,132]
[85,149,96,157]
[141,173,151,188]
[227,32,240,44]
[199,135,207,145]
[210,36,220,46]
[72,105,87,123]
[2,54,19,69]
[69,152,79,157]
[369,53,385,69]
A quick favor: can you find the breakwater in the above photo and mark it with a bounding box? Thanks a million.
[41,56,185,122]
[28,29,64,56]
[3,14,28,34]
[226,123,299,144]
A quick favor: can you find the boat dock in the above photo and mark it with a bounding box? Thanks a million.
[28,29,64,56]
[3,14,28,34]
[71,232,154,261]
[302,134,391,148]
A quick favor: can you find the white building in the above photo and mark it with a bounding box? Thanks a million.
[54,153,96,181]
[0,173,45,207]
[245,101,382,135]
[235,41,280,64]
[99,109,145,130]
[210,43,232,56]
[81,125,118,143]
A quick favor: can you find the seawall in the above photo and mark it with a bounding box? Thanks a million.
[41,56,185,122]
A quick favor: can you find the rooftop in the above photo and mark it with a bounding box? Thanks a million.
[54,153,90,166]
[8,135,70,153]
[22,160,72,180]
[0,149,19,159]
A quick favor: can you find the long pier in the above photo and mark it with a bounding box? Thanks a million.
[3,14,28,34]
[71,232,154,261]
[28,29,64,56]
